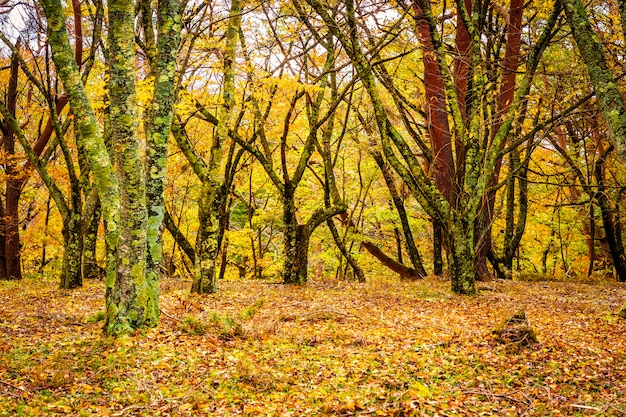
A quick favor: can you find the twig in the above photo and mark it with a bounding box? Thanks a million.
[159,308,182,322]
[570,404,601,411]
[0,379,26,392]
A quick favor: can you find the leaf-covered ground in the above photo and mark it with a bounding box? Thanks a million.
[1,274,625,416]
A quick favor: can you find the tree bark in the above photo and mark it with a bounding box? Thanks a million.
[82,197,103,279]
[412,0,455,202]
[40,0,121,315]
[474,0,525,281]
[60,216,84,289]
[144,0,182,298]
[105,0,152,333]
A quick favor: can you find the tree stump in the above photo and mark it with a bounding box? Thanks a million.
[493,309,538,349]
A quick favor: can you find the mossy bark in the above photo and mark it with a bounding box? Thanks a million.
[105,0,154,334]
[192,181,225,294]
[448,220,476,295]
[144,0,182,299]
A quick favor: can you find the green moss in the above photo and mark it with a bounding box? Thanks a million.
[87,311,107,323]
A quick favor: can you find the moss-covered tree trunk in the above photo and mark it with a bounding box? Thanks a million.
[144,0,182,299]
[192,181,225,293]
[104,0,154,334]
[191,0,241,294]
[448,220,476,294]
[40,0,121,311]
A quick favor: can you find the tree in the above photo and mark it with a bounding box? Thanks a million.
[38,0,181,334]
[232,26,349,285]
[297,0,561,294]
[0,0,104,288]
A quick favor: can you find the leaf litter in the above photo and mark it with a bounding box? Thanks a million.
[0,275,625,416]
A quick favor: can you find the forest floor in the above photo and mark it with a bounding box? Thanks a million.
[1,273,625,416]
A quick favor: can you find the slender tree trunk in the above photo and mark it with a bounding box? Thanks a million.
[3,194,22,280]
[191,0,241,294]
[2,42,22,280]
[594,146,626,282]
[327,218,365,282]
[0,198,5,279]
[82,198,102,279]
[39,195,52,274]
[433,218,443,276]
[144,0,182,301]
[474,0,525,281]
[371,150,427,277]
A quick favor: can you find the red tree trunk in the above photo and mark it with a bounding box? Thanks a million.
[413,1,455,203]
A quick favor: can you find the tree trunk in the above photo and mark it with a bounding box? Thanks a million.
[191,0,241,294]
[2,41,22,280]
[192,182,224,293]
[448,220,477,295]
[412,0,455,202]
[474,0,525,281]
[371,150,427,276]
[144,0,182,300]
[433,218,443,276]
[40,0,122,332]
[327,218,365,282]
[59,215,83,289]
[283,223,310,285]
[282,192,309,285]
[105,0,153,334]
[594,145,626,282]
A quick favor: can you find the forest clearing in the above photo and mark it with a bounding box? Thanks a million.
[1,274,625,416]
[4,0,626,414]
